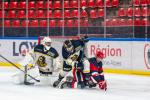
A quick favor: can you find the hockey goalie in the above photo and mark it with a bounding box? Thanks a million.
[12,37,61,85]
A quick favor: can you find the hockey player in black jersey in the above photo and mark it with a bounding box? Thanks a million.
[12,37,61,85]
[53,36,89,88]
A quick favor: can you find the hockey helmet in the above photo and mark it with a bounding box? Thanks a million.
[64,40,74,52]
[96,51,104,59]
[42,37,52,50]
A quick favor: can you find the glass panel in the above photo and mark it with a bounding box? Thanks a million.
[0,0,149,38]
[105,0,134,38]
[0,0,2,37]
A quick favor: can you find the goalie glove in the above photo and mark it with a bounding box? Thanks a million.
[98,80,107,91]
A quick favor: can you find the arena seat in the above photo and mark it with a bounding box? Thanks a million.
[74,19,79,27]
[7,10,16,18]
[81,0,87,7]
[0,2,2,9]
[45,1,53,9]
[28,10,35,18]
[126,7,133,17]
[4,20,11,27]
[81,19,88,26]
[18,2,26,9]
[105,19,111,26]
[118,8,126,17]
[12,20,21,27]
[106,0,112,7]
[30,20,39,27]
[49,20,56,27]
[21,20,29,27]
[141,7,149,16]
[0,10,7,18]
[96,0,103,8]
[10,2,18,9]
[57,20,64,27]
[140,0,148,6]
[98,9,104,17]
[141,18,149,26]
[112,0,119,7]
[54,10,62,18]
[134,18,141,26]
[46,10,53,18]
[28,1,35,9]
[88,0,95,8]
[36,10,45,18]
[126,18,133,26]
[17,10,26,18]
[90,9,97,18]
[0,11,2,18]
[39,20,47,27]
[64,0,70,8]
[81,10,88,18]
[111,18,118,26]
[4,2,8,9]
[134,7,141,17]
[64,10,71,18]
[36,1,44,9]
[132,0,140,6]
[72,10,78,18]
[71,0,78,8]
[148,0,150,5]
[119,19,126,26]
[66,19,74,27]
[54,0,61,9]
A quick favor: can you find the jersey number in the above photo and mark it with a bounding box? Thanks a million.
[37,56,47,67]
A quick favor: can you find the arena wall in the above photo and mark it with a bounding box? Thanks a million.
[0,37,150,76]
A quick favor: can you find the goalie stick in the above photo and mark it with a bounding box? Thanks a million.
[0,54,40,83]
[23,65,35,85]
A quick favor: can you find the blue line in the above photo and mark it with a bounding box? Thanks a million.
[0,37,150,41]
[0,37,38,40]
[89,38,150,41]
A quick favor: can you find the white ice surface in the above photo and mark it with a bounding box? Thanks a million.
[0,67,150,100]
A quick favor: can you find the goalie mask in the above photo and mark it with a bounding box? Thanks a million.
[42,37,52,50]
[64,40,74,53]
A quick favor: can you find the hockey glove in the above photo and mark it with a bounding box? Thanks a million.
[98,80,107,91]
[81,36,89,43]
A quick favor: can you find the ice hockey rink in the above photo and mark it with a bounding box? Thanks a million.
[0,67,150,100]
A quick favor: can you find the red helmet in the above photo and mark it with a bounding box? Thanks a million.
[96,51,104,59]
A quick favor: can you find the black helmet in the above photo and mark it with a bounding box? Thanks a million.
[64,40,74,52]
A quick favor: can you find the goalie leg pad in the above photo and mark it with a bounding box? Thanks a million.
[12,65,40,85]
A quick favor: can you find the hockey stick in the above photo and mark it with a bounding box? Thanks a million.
[0,54,40,82]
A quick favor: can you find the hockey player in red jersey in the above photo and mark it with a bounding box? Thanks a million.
[87,51,107,91]
[60,51,107,91]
